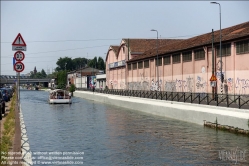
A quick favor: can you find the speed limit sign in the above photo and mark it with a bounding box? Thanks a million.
[14,61,25,72]
[14,51,25,61]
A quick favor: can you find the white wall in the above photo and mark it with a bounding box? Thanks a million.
[75,76,87,88]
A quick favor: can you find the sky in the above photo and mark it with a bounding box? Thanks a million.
[1,1,249,76]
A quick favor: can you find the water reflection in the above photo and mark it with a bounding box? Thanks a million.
[20,90,249,165]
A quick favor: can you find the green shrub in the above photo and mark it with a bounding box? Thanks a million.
[69,84,76,93]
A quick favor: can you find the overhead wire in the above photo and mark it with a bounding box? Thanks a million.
[1,45,110,58]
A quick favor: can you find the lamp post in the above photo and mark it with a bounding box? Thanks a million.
[211,2,223,95]
[151,29,159,88]
[65,62,67,88]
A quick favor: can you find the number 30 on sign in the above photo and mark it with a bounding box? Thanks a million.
[14,61,25,72]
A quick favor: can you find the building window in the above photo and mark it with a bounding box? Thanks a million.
[194,49,205,60]
[123,47,125,54]
[216,43,231,57]
[172,53,181,64]
[164,56,171,65]
[236,39,249,54]
[128,64,131,70]
[138,61,143,69]
[156,57,162,66]
[182,51,192,62]
[144,60,149,68]
[132,63,137,70]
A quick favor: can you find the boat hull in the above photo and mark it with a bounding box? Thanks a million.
[49,99,72,104]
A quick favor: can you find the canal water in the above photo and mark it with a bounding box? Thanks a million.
[20,90,249,166]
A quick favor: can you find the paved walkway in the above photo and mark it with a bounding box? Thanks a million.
[75,91,249,130]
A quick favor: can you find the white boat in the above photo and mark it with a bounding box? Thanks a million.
[49,89,72,104]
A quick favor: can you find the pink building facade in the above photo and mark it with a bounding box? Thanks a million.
[106,22,249,95]
[106,39,183,90]
[127,22,249,95]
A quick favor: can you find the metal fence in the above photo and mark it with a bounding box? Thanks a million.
[77,88,249,109]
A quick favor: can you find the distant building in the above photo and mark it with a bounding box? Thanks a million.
[96,74,106,89]
[67,67,103,89]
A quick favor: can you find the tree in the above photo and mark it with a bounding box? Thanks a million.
[41,69,47,78]
[56,70,67,89]
[97,57,105,71]
[35,72,43,79]
[47,71,58,79]
[56,57,73,71]
[88,57,98,68]
[30,68,47,78]
[34,66,37,74]
[73,57,89,69]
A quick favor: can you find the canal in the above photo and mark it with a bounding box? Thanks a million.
[20,90,249,165]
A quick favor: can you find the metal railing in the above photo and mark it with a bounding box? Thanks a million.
[77,88,249,109]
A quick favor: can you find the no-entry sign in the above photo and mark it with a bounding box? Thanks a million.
[14,61,25,72]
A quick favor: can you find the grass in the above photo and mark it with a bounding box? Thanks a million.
[0,93,16,164]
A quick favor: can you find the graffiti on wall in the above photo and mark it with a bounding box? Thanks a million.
[164,76,193,92]
[235,77,249,95]
[196,76,207,92]
[127,72,150,90]
[150,79,162,91]
[120,81,126,89]
[127,81,150,90]
[185,76,194,92]
[227,78,233,92]
[109,80,118,89]
[216,60,224,71]
[216,72,225,81]
[165,81,176,92]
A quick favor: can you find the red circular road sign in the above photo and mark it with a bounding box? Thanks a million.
[14,51,25,61]
[14,61,25,72]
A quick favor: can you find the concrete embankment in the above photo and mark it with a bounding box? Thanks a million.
[74,91,249,131]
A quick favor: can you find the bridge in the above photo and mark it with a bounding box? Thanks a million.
[0,75,51,87]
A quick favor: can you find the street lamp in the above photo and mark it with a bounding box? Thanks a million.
[211,2,223,95]
[151,29,159,88]
[65,62,67,88]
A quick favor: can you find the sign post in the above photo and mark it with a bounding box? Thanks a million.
[210,74,217,100]
[12,33,27,112]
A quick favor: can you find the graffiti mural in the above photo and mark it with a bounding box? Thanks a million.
[216,72,225,81]
[127,72,150,90]
[109,80,118,89]
[185,76,194,92]
[235,77,249,95]
[196,75,207,93]
[120,81,126,89]
[150,78,162,91]
[216,60,224,71]
[227,78,233,92]
[164,77,193,92]
[165,81,176,92]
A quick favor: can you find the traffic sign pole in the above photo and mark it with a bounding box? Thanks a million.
[12,33,27,114]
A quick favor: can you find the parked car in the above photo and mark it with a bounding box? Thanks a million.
[5,88,13,98]
[0,90,5,119]
[0,88,10,102]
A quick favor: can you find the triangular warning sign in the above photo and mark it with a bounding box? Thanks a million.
[12,33,26,46]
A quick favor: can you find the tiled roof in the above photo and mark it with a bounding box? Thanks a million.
[128,21,249,62]
[122,38,184,53]
[105,45,120,61]
[110,45,120,55]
